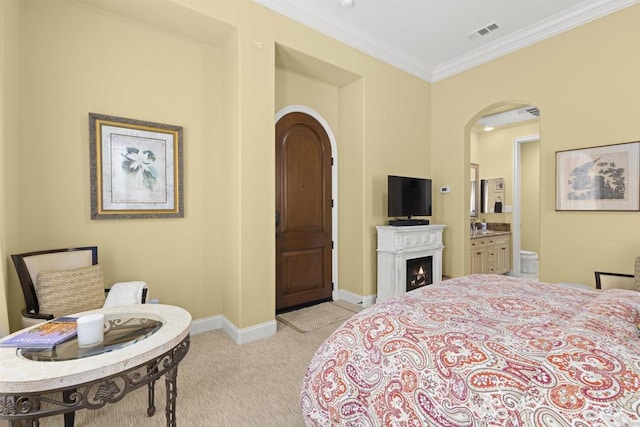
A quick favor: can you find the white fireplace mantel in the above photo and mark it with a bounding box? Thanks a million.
[376,225,445,302]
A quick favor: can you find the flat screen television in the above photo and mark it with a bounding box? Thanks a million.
[387,175,432,225]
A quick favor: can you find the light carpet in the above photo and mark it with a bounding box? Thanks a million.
[30,301,362,427]
[276,302,359,333]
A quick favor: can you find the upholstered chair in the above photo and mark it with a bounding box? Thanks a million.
[12,246,147,328]
[594,257,639,291]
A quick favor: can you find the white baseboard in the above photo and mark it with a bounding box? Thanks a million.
[334,289,377,308]
[189,291,375,343]
[361,294,377,307]
[189,314,222,335]
[222,317,277,345]
[189,314,277,345]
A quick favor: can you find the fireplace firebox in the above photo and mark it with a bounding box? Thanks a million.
[406,256,432,292]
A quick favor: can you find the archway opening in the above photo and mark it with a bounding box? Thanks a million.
[465,101,541,277]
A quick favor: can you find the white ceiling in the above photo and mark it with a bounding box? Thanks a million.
[255,0,640,82]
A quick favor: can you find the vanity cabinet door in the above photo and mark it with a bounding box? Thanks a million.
[494,235,511,274]
[470,237,489,273]
[470,247,487,273]
[486,246,496,273]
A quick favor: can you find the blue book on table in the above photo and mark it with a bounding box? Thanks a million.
[0,317,78,348]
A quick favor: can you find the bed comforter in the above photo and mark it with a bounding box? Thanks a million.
[301,274,640,426]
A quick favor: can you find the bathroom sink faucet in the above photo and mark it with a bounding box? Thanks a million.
[470,220,479,236]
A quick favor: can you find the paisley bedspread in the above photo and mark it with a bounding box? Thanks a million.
[301,274,640,426]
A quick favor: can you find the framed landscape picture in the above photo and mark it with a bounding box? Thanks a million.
[89,113,184,219]
[556,141,640,211]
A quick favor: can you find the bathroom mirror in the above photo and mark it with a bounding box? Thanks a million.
[470,163,479,218]
[480,177,505,213]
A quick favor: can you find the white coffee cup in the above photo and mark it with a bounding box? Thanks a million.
[76,313,104,347]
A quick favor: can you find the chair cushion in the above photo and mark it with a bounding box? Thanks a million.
[36,265,106,317]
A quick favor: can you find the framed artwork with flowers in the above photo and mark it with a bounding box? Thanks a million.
[89,113,183,219]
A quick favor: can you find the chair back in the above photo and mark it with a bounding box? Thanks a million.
[12,247,98,314]
[594,271,635,291]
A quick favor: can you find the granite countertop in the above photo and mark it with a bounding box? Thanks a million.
[471,230,511,239]
[471,222,511,239]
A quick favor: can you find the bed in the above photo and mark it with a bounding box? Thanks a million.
[301,274,640,426]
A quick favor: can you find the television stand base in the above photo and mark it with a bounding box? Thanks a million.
[389,219,430,226]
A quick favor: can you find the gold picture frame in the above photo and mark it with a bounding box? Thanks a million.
[89,113,184,219]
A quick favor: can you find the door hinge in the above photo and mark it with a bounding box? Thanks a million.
[332,241,334,250]
[331,157,334,166]
[331,199,334,208]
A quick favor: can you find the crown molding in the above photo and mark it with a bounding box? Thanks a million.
[255,0,640,83]
[431,0,640,81]
[254,0,434,81]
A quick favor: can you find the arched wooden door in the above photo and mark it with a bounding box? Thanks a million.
[275,112,333,312]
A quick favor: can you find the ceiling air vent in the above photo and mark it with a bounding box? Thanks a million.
[526,107,540,117]
[479,105,540,130]
[466,23,500,40]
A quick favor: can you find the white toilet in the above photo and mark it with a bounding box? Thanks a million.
[520,250,539,279]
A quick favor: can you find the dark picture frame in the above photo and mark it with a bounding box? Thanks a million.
[555,141,640,211]
[89,113,184,219]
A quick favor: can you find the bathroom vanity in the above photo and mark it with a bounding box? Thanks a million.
[470,231,511,274]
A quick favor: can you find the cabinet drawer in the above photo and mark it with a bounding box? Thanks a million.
[493,235,510,246]
[471,237,492,247]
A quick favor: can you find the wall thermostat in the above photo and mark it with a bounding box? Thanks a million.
[440,186,451,193]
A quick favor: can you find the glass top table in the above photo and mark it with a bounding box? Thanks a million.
[0,304,191,427]
[21,315,163,362]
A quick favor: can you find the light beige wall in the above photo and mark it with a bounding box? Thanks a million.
[433,4,640,284]
[476,127,513,225]
[221,30,241,327]
[470,131,479,164]
[521,140,540,254]
[337,79,366,297]
[8,0,226,329]
[4,0,432,332]
[475,122,539,225]
[232,2,277,328]
[192,0,430,307]
[363,68,430,294]
[9,0,638,329]
[275,68,339,129]
[0,0,23,336]
[131,0,429,306]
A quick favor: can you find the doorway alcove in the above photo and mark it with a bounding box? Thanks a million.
[466,102,541,277]
[274,45,368,306]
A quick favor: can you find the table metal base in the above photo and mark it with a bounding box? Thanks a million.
[0,335,190,427]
